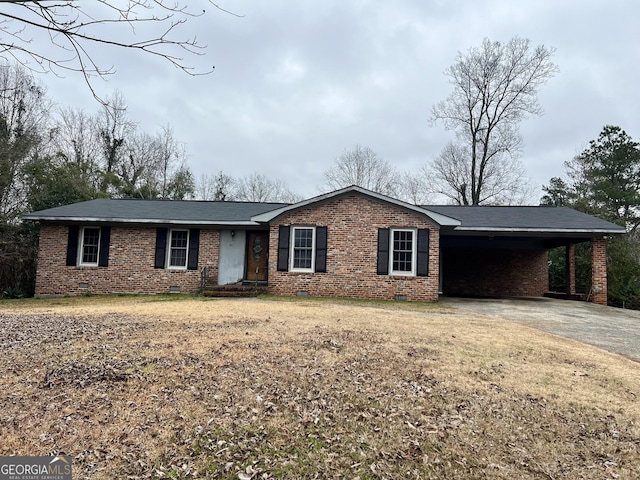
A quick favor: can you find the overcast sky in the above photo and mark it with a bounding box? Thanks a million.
[37,0,640,202]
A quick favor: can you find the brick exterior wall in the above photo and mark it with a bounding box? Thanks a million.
[441,247,549,298]
[267,193,440,302]
[34,225,219,295]
[590,238,607,305]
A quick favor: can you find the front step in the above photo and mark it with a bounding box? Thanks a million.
[201,283,268,298]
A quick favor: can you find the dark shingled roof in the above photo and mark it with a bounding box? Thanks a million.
[22,194,626,235]
[424,205,626,233]
[22,198,289,225]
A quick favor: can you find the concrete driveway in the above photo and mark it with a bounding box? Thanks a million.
[440,296,640,361]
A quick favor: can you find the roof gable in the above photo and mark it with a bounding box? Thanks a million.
[250,185,461,227]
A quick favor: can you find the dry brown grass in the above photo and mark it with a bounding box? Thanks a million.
[1,295,639,479]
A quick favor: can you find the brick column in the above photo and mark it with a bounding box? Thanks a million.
[566,243,576,296]
[590,238,607,305]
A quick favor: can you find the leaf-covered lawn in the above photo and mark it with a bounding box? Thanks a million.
[1,296,639,479]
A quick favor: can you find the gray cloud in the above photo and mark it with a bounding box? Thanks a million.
[40,0,640,200]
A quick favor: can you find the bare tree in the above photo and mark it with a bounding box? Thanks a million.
[322,144,399,196]
[429,142,533,205]
[153,124,180,198]
[0,1,239,99]
[396,170,434,205]
[47,106,103,195]
[0,62,51,132]
[429,142,472,205]
[150,124,193,199]
[0,62,51,222]
[95,91,135,193]
[233,173,300,203]
[119,130,158,197]
[52,106,100,166]
[430,37,557,205]
[50,95,193,199]
[195,170,233,200]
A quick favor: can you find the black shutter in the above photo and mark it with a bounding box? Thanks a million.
[416,228,430,277]
[154,228,168,269]
[98,226,111,267]
[187,228,200,270]
[277,225,290,272]
[315,226,327,273]
[66,225,79,266]
[377,228,390,275]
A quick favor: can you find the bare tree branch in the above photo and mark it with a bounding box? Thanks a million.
[0,1,241,101]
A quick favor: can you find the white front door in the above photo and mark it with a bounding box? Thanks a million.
[218,230,246,285]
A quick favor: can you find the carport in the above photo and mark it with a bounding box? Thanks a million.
[425,206,626,305]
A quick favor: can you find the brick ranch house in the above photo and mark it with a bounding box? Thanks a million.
[22,186,625,304]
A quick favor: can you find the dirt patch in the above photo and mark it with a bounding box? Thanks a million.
[1,296,639,479]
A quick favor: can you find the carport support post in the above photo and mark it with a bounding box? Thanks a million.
[590,238,607,305]
[565,243,576,297]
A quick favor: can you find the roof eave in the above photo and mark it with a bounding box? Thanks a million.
[22,215,261,227]
[452,227,626,234]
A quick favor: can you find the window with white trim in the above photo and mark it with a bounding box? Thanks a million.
[79,227,101,266]
[290,226,315,272]
[390,228,416,276]
[168,229,189,269]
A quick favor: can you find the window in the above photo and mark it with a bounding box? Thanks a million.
[277,225,327,273]
[154,228,200,270]
[377,228,429,277]
[291,226,315,272]
[79,227,101,266]
[390,228,416,276]
[168,230,189,269]
[67,226,110,268]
